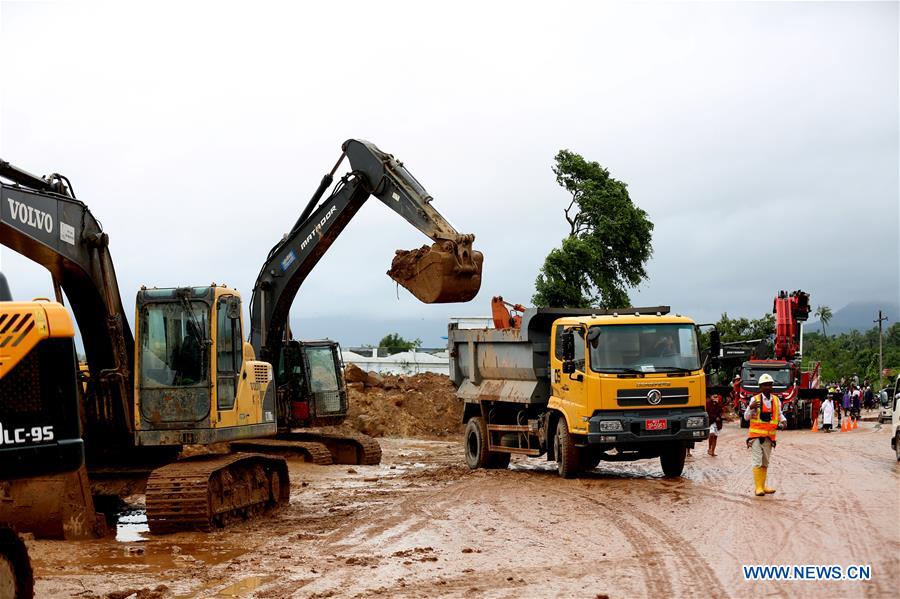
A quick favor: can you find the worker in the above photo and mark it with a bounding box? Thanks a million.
[706,393,723,456]
[744,373,786,497]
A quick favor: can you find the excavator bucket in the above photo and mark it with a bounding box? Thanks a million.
[388,240,483,303]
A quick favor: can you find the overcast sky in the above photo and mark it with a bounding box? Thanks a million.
[1,1,897,347]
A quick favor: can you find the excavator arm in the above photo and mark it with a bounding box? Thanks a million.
[0,160,134,442]
[250,139,482,359]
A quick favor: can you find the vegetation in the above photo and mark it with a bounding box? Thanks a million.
[533,150,653,309]
[803,324,900,387]
[377,333,422,355]
[814,305,833,336]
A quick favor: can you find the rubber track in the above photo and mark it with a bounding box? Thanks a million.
[145,453,288,534]
[230,438,334,465]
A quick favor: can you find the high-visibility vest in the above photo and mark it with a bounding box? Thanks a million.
[748,393,780,440]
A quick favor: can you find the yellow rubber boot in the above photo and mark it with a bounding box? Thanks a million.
[753,467,766,496]
[761,467,776,494]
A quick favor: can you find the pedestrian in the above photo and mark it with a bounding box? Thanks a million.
[731,374,742,413]
[851,387,861,420]
[864,385,874,410]
[706,393,724,456]
[745,373,786,496]
[842,388,851,420]
[821,395,835,432]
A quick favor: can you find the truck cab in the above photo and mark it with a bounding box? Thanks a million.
[275,340,348,429]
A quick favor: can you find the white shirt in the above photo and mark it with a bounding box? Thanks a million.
[821,399,834,424]
[744,393,788,426]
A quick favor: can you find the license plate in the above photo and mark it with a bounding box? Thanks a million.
[645,418,667,431]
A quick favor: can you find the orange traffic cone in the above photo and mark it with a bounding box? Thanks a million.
[841,419,848,432]
[852,418,858,430]
[811,418,818,432]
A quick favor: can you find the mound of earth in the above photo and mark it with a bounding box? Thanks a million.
[341,370,463,439]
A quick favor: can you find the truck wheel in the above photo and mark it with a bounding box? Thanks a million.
[659,444,686,477]
[554,419,581,479]
[896,434,900,462]
[464,417,510,470]
[0,526,33,599]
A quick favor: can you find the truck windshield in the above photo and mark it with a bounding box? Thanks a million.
[588,324,701,373]
[140,301,209,387]
[741,366,791,389]
[306,346,340,392]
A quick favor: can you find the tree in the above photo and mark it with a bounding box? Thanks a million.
[533,150,653,309]
[378,333,421,355]
[815,305,833,337]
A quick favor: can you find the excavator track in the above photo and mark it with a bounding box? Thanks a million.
[230,439,333,465]
[145,453,289,534]
[278,429,382,465]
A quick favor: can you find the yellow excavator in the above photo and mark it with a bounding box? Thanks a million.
[0,140,482,536]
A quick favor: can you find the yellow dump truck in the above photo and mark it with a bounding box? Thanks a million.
[449,306,710,477]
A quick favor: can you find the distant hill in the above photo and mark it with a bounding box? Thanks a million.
[807,301,899,335]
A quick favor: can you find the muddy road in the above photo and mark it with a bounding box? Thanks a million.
[29,421,899,598]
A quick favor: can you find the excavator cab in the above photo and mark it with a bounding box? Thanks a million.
[275,340,347,429]
[133,285,277,446]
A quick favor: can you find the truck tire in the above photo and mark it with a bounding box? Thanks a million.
[896,433,900,462]
[554,419,581,479]
[659,443,686,477]
[464,417,510,470]
[0,525,33,599]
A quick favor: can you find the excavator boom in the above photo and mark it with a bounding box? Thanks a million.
[251,139,483,359]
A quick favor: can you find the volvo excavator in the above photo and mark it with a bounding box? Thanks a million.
[0,140,482,537]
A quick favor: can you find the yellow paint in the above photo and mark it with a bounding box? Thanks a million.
[0,301,73,377]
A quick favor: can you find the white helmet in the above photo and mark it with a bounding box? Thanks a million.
[758,373,775,385]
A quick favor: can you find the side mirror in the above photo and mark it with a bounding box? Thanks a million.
[562,330,575,361]
[562,360,576,374]
[709,329,721,357]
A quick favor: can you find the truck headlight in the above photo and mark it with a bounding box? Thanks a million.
[598,421,623,432]
[686,416,706,428]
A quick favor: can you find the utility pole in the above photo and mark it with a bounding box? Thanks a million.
[875,310,888,388]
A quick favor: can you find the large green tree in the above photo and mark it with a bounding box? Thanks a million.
[533,150,653,308]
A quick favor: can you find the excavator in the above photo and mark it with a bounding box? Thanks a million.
[0,140,482,536]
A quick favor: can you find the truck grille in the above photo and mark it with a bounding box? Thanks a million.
[617,387,690,407]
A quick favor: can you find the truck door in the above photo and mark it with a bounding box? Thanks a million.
[215,296,241,411]
[551,324,589,434]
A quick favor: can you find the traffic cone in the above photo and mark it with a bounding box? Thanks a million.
[852,418,858,430]
[841,419,848,432]
[811,418,818,432]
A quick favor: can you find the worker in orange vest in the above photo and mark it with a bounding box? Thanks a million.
[744,373,786,496]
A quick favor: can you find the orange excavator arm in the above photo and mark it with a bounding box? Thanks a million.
[491,296,525,330]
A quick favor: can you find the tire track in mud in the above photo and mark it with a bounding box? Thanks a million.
[558,485,723,598]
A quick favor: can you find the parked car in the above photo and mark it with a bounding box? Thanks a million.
[879,387,893,423]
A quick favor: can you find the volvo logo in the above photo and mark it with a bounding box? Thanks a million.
[647,389,662,405]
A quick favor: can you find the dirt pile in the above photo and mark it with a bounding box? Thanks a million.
[342,370,463,439]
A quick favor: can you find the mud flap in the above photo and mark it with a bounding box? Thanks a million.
[388,240,483,303]
[0,466,106,540]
